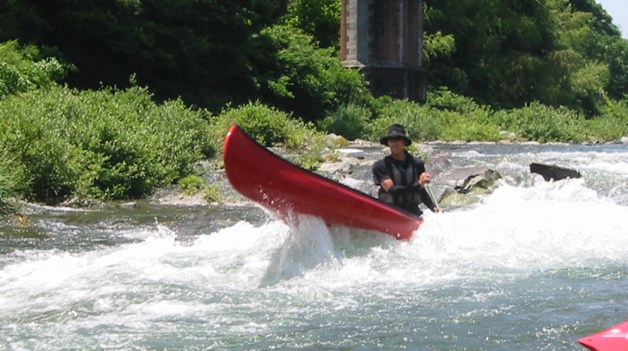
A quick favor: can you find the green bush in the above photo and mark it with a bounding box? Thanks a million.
[494,102,587,142]
[368,99,442,142]
[586,99,628,141]
[178,174,224,203]
[318,104,372,140]
[0,85,212,203]
[434,109,502,142]
[210,102,293,147]
[178,175,207,195]
[585,115,626,141]
[427,87,485,114]
[0,41,69,98]
[209,101,326,169]
[210,101,322,148]
[0,154,22,215]
[423,88,501,141]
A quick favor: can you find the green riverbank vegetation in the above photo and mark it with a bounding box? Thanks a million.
[1,0,627,214]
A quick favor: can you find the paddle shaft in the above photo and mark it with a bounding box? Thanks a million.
[425,185,440,211]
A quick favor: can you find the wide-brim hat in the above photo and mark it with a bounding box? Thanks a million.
[379,124,412,146]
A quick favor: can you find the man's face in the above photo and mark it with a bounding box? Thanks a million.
[387,137,406,153]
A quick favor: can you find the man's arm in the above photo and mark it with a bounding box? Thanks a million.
[373,160,405,194]
[413,158,440,212]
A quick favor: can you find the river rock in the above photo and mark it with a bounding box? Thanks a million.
[337,148,365,159]
[529,163,581,181]
[157,193,208,206]
[439,166,500,190]
[456,168,502,193]
[326,134,350,147]
[318,152,362,175]
[437,166,502,208]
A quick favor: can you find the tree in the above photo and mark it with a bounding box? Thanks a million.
[283,0,341,49]
[423,0,625,113]
[253,24,371,121]
[0,0,284,110]
[424,0,556,107]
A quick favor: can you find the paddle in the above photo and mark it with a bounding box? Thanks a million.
[425,185,441,212]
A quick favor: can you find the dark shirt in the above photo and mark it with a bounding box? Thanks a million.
[372,154,426,186]
[372,153,436,215]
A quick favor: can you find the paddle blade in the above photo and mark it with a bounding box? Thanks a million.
[579,321,628,351]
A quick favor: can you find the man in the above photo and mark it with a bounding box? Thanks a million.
[372,124,439,217]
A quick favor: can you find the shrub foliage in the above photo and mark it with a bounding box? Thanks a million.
[209,101,326,170]
[0,86,212,203]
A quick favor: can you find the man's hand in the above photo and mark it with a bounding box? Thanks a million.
[419,172,432,186]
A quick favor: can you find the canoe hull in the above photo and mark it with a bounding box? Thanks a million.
[223,125,422,240]
[579,321,628,351]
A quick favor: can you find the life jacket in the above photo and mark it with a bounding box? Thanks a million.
[378,154,422,209]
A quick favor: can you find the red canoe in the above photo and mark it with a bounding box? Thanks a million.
[223,125,422,240]
[579,321,628,351]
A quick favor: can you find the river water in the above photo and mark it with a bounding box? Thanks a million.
[1,143,627,350]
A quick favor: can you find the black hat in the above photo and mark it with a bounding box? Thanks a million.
[379,124,412,146]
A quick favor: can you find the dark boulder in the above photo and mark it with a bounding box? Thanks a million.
[530,163,581,181]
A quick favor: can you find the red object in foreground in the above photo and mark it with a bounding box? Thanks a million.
[579,321,628,351]
[223,125,422,240]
